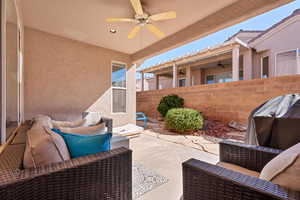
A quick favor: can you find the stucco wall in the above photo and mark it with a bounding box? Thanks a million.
[137,75,300,124]
[24,27,135,127]
[6,23,18,122]
[253,18,300,77]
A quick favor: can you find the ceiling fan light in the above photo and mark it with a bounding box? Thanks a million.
[109,28,117,34]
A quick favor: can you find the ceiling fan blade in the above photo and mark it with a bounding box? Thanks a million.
[146,24,165,38]
[106,18,136,22]
[130,0,143,15]
[128,26,141,39]
[149,11,176,21]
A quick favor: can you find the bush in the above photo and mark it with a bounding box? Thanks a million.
[165,108,204,133]
[157,94,184,117]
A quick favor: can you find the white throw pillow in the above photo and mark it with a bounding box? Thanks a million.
[33,115,53,128]
[83,112,102,126]
[260,143,300,191]
[59,123,106,135]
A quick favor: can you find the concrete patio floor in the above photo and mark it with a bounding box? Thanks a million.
[130,133,219,200]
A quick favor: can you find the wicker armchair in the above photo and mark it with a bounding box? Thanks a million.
[182,141,300,200]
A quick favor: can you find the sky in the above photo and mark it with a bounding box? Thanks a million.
[137,0,299,78]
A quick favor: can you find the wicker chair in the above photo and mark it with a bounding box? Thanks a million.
[0,121,132,200]
[182,141,300,200]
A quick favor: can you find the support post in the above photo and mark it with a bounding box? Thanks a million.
[141,72,144,91]
[155,74,159,90]
[186,66,192,86]
[172,63,177,88]
[243,50,253,80]
[232,45,240,81]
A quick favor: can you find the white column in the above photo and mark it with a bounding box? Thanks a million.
[172,63,178,88]
[243,50,253,80]
[232,45,240,81]
[155,74,159,90]
[186,66,192,86]
[141,72,144,91]
[297,49,300,74]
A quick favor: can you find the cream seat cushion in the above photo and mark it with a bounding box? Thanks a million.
[23,124,70,168]
[52,119,86,129]
[58,123,106,135]
[217,162,260,177]
[260,143,300,191]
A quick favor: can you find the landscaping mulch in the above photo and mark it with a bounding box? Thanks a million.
[192,120,245,141]
[139,119,245,142]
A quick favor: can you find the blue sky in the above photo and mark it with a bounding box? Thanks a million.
[137,0,299,77]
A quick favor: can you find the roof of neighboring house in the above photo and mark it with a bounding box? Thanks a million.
[249,9,300,44]
[224,29,263,42]
[138,38,248,73]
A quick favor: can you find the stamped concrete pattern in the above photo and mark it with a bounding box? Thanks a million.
[130,134,218,200]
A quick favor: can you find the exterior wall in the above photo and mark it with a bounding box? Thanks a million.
[24,27,135,127]
[6,23,18,122]
[252,18,300,77]
[137,75,300,124]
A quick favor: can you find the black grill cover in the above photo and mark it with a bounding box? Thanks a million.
[246,94,300,150]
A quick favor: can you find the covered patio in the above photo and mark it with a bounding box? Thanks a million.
[1,0,298,200]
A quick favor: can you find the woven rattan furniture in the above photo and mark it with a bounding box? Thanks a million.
[183,140,300,200]
[0,122,132,200]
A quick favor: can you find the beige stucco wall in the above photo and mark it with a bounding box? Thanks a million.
[24,27,135,127]
[252,18,300,77]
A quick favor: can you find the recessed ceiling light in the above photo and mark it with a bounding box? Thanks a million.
[110,29,117,34]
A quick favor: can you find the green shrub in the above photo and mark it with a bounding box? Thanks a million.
[165,108,204,133]
[157,94,184,117]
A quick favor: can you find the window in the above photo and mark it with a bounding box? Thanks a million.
[261,56,269,78]
[179,79,186,87]
[206,72,232,84]
[239,71,244,80]
[276,50,297,76]
[112,62,126,113]
[206,75,215,84]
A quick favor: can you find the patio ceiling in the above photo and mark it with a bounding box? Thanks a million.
[21,0,293,62]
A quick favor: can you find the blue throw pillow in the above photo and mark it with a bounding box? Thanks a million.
[51,128,112,158]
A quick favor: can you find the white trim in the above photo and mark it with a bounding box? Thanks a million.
[111,61,127,114]
[275,48,299,77]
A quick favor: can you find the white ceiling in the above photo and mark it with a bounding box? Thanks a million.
[21,0,238,54]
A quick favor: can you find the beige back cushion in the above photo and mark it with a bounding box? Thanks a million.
[23,124,70,168]
[52,119,86,129]
[260,143,300,191]
[59,123,106,135]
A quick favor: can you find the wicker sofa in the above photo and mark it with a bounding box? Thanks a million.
[183,141,300,200]
[0,120,132,200]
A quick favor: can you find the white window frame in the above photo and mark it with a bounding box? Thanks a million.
[275,48,300,76]
[111,61,127,114]
[261,55,269,78]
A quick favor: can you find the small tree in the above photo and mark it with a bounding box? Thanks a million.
[165,108,204,133]
[157,94,184,117]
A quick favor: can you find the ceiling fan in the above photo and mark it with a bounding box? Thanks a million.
[106,0,176,39]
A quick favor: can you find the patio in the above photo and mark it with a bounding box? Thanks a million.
[130,133,218,200]
[1,0,299,199]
